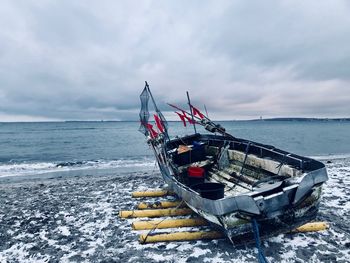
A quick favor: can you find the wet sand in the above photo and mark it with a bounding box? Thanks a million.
[0,160,349,262]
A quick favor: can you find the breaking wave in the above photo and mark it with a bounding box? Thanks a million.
[0,158,156,178]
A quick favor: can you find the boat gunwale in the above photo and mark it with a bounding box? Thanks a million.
[165,133,326,172]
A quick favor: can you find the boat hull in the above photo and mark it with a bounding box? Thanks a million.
[156,134,328,244]
[186,184,322,244]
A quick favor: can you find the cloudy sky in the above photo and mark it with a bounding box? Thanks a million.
[0,0,349,121]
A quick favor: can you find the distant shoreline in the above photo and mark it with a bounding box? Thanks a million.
[1,118,350,123]
[248,117,350,122]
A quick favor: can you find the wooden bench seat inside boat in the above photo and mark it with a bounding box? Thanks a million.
[206,146,303,178]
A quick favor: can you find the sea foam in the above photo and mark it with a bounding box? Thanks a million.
[0,158,155,178]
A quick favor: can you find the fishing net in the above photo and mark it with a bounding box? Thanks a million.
[139,86,150,136]
[139,83,169,138]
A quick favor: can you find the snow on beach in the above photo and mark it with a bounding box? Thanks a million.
[0,159,349,262]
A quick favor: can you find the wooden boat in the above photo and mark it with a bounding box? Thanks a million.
[139,82,328,244]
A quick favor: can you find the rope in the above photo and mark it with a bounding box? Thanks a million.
[239,142,251,177]
[251,218,269,263]
[276,154,286,176]
[224,142,251,192]
[140,199,186,244]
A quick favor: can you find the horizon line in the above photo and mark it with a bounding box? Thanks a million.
[1,117,350,123]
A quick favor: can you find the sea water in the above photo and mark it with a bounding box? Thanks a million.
[0,120,350,179]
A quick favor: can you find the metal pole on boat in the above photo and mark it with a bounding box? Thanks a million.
[186,91,197,134]
[204,104,209,118]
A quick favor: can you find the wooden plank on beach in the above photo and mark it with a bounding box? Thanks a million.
[139,231,225,244]
[136,221,330,244]
[132,218,208,230]
[119,208,193,218]
[293,222,329,233]
[132,190,175,198]
[137,201,186,209]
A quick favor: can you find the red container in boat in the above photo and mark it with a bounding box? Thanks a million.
[188,167,205,178]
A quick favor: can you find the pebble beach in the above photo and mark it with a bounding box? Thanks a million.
[1,159,349,263]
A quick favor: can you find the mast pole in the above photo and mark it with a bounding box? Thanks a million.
[204,104,209,118]
[186,91,197,134]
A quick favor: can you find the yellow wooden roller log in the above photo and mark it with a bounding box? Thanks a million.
[119,208,193,218]
[137,201,185,210]
[132,190,174,198]
[139,231,225,244]
[294,222,329,233]
[132,218,208,230]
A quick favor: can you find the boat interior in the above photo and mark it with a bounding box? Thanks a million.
[166,134,324,197]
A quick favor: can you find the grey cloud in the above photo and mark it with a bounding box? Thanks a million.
[0,0,349,121]
[199,1,350,81]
